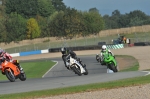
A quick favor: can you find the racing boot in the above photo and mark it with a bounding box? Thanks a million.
[65,66,70,70]
[101,61,106,65]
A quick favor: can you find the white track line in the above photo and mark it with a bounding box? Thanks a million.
[42,60,58,78]
[141,71,150,76]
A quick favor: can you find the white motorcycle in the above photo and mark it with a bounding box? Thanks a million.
[65,54,88,76]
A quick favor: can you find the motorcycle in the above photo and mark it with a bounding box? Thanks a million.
[0,59,26,82]
[64,54,88,76]
[96,54,100,62]
[102,52,118,72]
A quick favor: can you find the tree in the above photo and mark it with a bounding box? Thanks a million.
[36,15,49,37]
[129,16,144,26]
[89,7,99,13]
[48,11,66,37]
[111,10,121,28]
[27,18,41,39]
[128,10,149,26]
[51,0,66,11]
[0,17,7,42]
[37,0,55,17]
[63,7,82,38]
[5,0,38,18]
[82,11,104,35]
[5,13,27,43]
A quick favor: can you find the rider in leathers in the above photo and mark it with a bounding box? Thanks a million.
[0,48,23,71]
[61,47,83,69]
[100,45,115,65]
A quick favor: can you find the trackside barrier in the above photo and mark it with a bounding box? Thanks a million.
[134,42,150,46]
[10,53,20,57]
[41,49,49,54]
[48,45,103,53]
[10,49,49,57]
[10,44,124,57]
[106,44,124,49]
[20,50,41,56]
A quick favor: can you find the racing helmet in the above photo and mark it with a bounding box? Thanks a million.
[102,45,107,51]
[61,47,67,54]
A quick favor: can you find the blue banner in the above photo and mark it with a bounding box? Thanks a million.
[20,50,41,56]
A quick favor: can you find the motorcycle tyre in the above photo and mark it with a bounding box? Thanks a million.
[83,67,88,75]
[5,69,16,82]
[110,63,118,73]
[72,66,82,76]
[19,72,26,81]
[96,55,100,62]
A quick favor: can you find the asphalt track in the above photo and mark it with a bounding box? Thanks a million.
[0,55,148,95]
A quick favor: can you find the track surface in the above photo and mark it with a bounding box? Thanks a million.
[0,55,147,95]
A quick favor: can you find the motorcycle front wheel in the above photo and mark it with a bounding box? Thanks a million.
[83,64,88,75]
[19,72,26,81]
[5,69,16,82]
[72,66,82,76]
[96,55,100,62]
[83,67,88,75]
[109,63,118,72]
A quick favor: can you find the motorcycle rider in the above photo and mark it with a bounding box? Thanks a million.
[61,47,83,69]
[0,48,23,71]
[100,45,115,65]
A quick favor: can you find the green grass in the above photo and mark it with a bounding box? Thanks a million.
[121,64,139,71]
[0,75,150,99]
[0,60,56,81]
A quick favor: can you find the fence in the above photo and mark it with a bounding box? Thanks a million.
[1,25,150,53]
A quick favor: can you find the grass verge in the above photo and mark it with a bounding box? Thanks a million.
[116,55,139,72]
[0,75,150,99]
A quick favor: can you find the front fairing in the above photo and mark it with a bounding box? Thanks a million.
[1,61,21,76]
[70,57,85,73]
[103,53,117,66]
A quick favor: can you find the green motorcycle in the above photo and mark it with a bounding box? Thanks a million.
[102,52,118,72]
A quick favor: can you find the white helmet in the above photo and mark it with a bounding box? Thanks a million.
[102,45,107,51]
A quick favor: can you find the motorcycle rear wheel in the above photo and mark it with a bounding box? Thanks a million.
[5,69,16,82]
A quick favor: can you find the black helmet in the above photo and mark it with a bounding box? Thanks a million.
[61,47,67,54]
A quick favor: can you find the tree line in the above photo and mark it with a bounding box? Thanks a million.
[0,0,150,43]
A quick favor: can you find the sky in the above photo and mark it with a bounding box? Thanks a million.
[63,0,150,16]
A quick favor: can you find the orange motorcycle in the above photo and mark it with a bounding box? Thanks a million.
[0,59,26,82]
